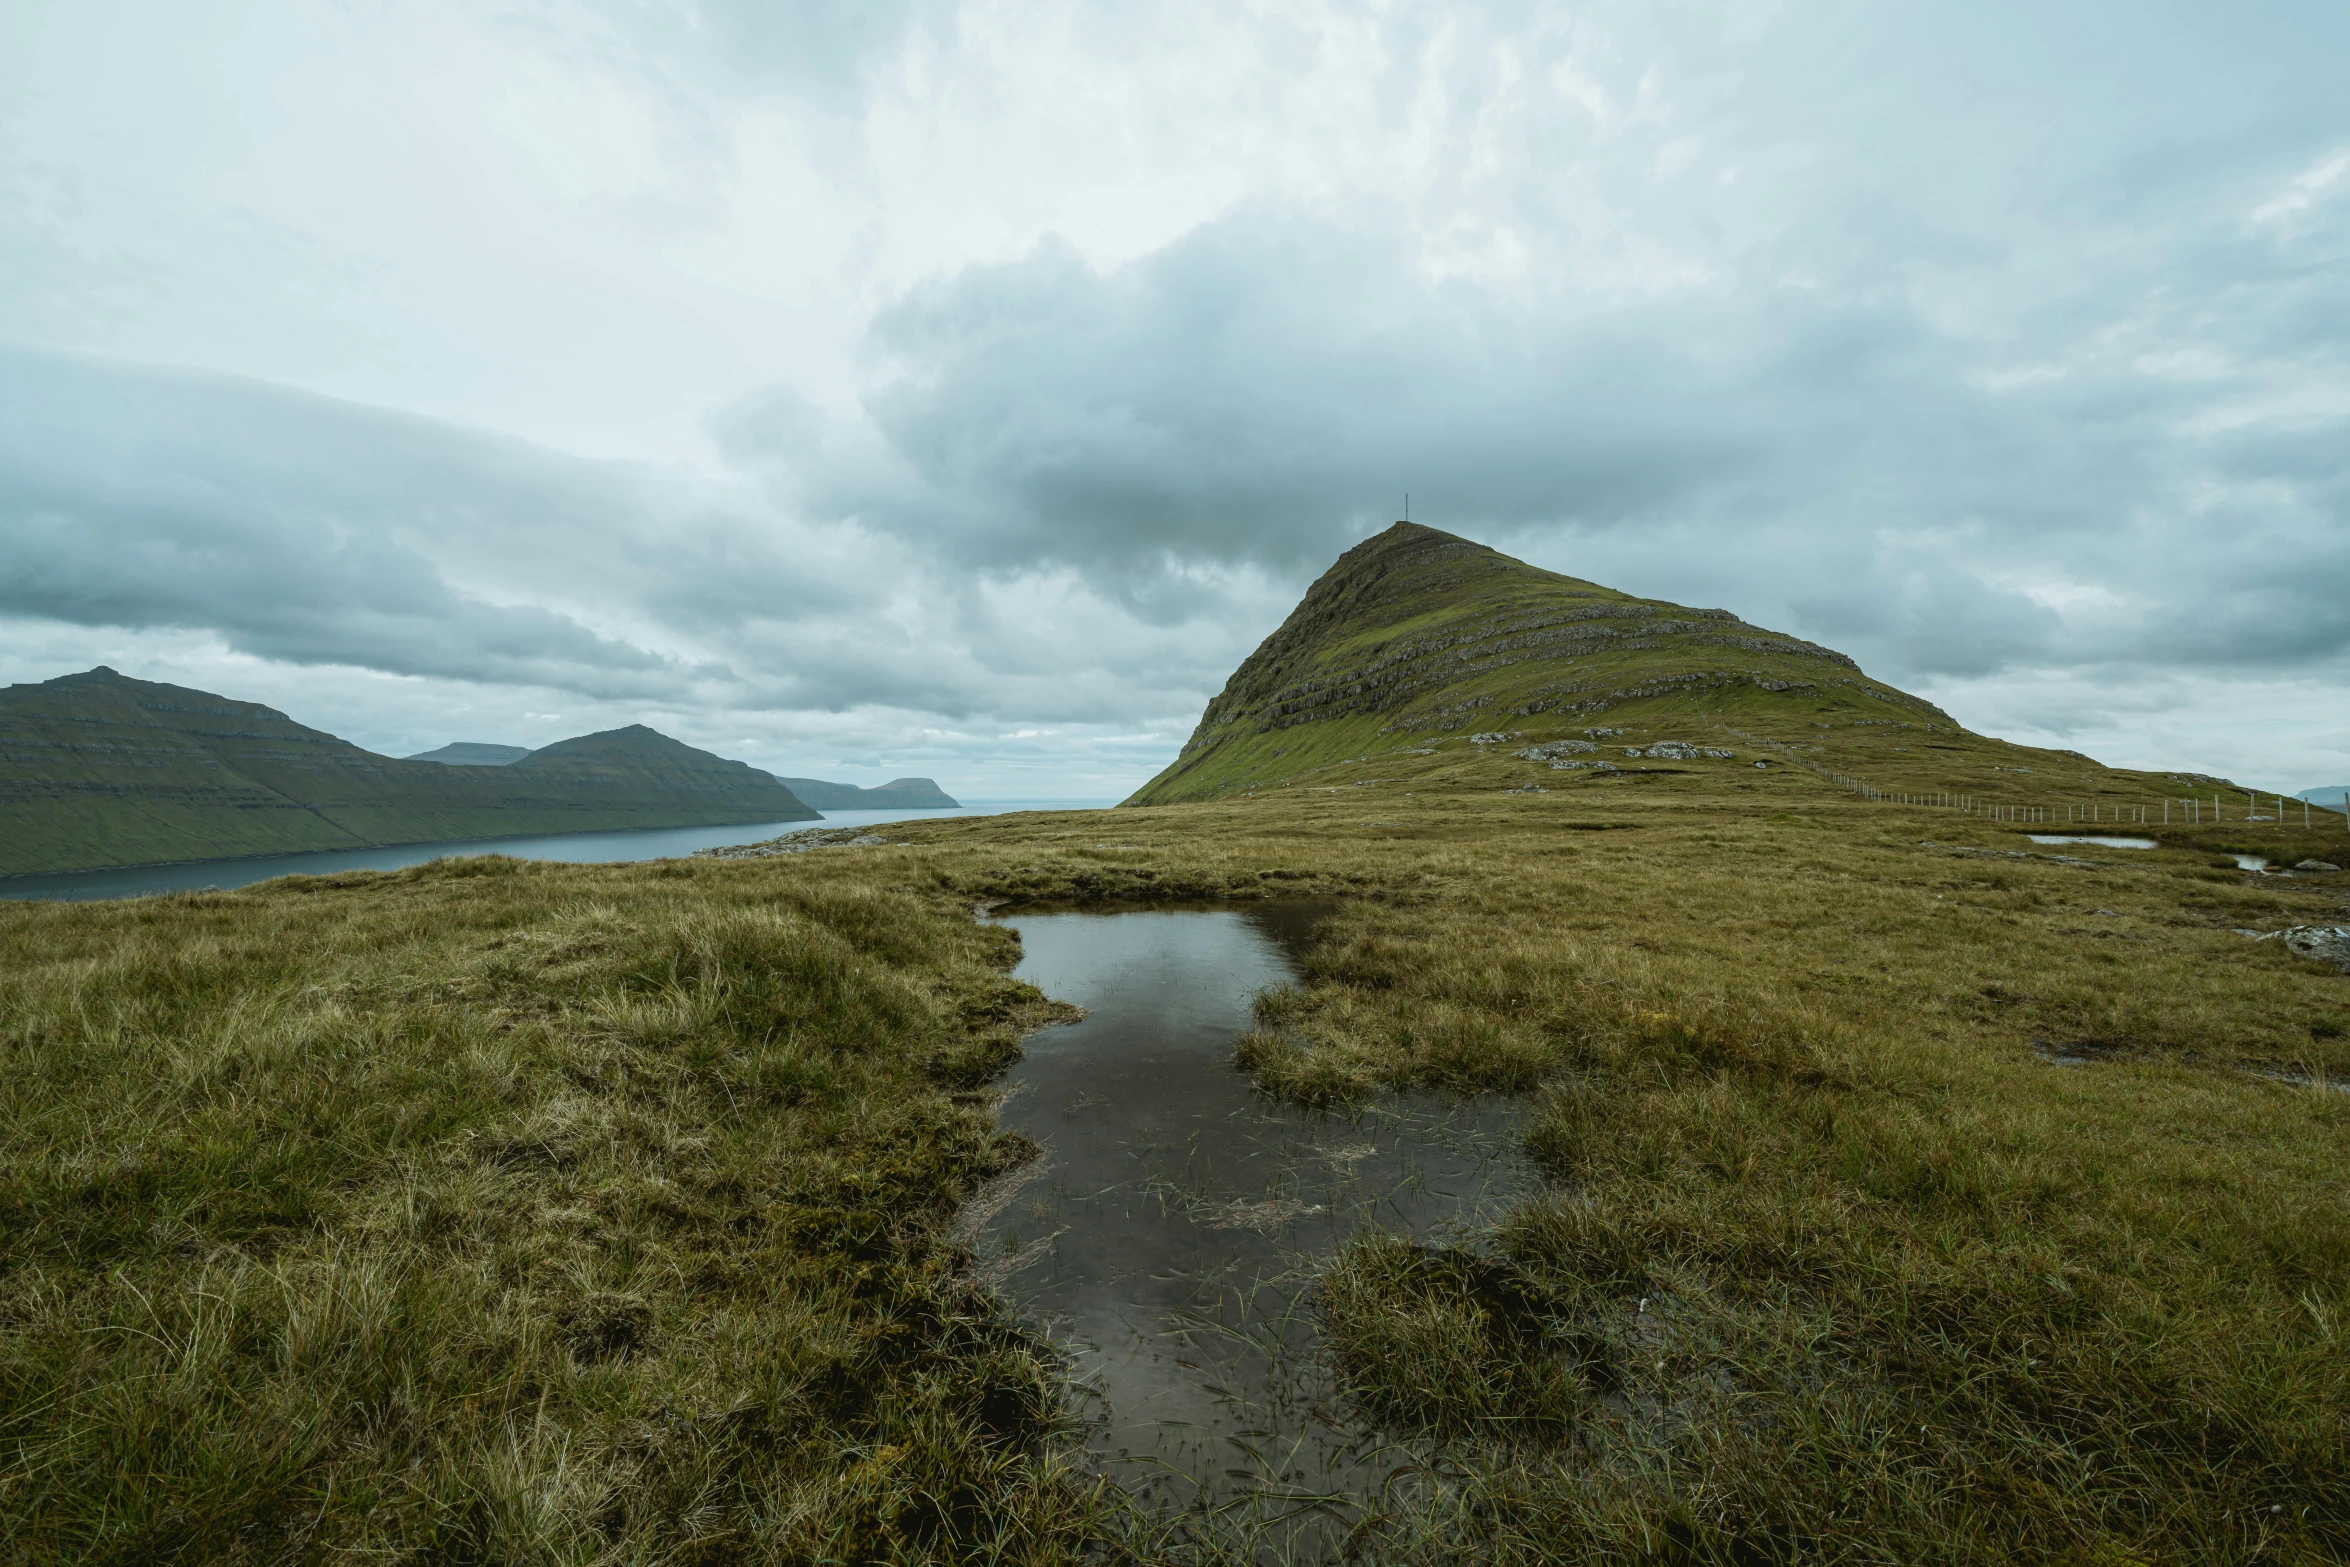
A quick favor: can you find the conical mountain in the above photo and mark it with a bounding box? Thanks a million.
[1129,523,2197,807]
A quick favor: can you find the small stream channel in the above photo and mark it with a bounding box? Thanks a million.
[970,903,1526,1546]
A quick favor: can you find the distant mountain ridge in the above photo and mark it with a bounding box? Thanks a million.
[407,742,531,765]
[771,776,960,810]
[405,741,959,811]
[0,669,815,876]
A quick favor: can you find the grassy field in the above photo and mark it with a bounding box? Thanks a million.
[3,759,2347,1562]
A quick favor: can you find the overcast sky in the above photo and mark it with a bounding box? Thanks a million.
[3,1,2345,796]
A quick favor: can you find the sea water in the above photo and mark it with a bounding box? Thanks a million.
[0,801,1109,901]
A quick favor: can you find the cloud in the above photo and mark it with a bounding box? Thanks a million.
[702,0,2350,698]
[0,343,1268,747]
[0,347,735,696]
[745,216,1767,594]
[5,0,2350,793]
[575,0,936,102]
[743,184,2346,694]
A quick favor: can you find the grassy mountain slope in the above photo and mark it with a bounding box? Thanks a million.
[404,744,968,812]
[1130,523,2232,813]
[407,742,531,765]
[774,775,962,810]
[0,670,815,876]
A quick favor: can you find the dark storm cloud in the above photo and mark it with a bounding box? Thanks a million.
[0,348,713,696]
[750,215,1774,587]
[0,347,1241,729]
[749,105,2350,681]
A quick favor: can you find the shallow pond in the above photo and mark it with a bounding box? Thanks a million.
[2025,834,2157,850]
[974,905,1525,1547]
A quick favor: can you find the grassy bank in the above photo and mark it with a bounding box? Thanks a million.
[0,854,1100,1561]
[4,770,2347,1561]
[923,785,2350,1561]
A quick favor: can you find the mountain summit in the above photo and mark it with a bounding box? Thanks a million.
[1130,523,1952,803]
[1125,522,2215,809]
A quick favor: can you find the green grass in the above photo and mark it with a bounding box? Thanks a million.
[3,758,2347,1561]
[0,855,1103,1561]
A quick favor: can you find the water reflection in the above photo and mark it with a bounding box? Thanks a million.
[2024,834,2157,849]
[976,905,1525,1550]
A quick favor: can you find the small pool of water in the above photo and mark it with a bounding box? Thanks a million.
[2025,834,2158,849]
[2231,854,2272,872]
[976,905,1524,1548]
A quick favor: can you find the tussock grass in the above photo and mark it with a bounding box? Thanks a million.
[0,855,1106,1562]
[4,766,2347,1561]
[997,785,2347,1563]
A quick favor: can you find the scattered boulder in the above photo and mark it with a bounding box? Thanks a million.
[1624,741,1736,761]
[1468,731,1522,745]
[2242,926,2350,972]
[694,829,889,860]
[1517,740,1596,763]
[2286,928,2350,969]
[2294,860,2342,873]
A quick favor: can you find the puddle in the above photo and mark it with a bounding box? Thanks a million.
[2230,854,2271,872]
[2025,834,2157,849]
[974,904,1525,1548]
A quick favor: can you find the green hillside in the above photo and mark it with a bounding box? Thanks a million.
[1129,522,2232,812]
[407,742,531,765]
[772,775,961,809]
[401,749,963,809]
[0,669,815,876]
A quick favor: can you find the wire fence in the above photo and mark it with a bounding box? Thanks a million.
[1815,776,2345,832]
[1719,727,2348,834]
